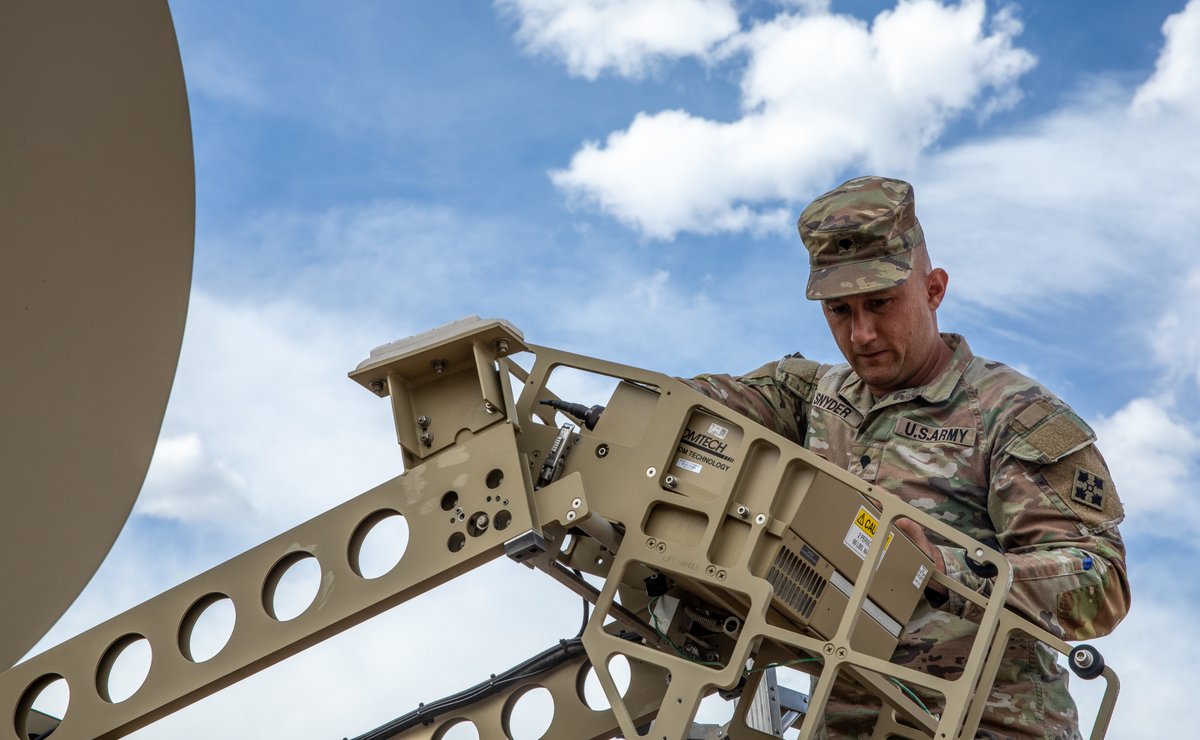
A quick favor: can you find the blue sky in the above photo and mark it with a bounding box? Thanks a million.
[27,1,1200,737]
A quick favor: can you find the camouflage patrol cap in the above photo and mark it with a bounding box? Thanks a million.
[798,176,925,300]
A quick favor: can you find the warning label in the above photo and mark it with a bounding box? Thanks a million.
[913,564,930,589]
[844,506,879,560]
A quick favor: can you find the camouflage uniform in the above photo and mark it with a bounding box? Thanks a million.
[683,177,1130,738]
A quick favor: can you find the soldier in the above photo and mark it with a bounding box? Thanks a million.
[682,176,1130,739]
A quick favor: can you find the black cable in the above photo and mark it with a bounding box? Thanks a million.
[572,568,590,637]
[348,638,587,740]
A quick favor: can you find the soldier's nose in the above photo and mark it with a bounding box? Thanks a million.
[850,312,877,346]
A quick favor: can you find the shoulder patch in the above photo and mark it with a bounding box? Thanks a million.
[1007,407,1095,464]
[1041,447,1124,531]
[775,356,828,403]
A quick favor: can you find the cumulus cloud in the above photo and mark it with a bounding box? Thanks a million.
[1132,0,1200,118]
[1093,397,1200,525]
[135,433,251,525]
[550,0,1035,239]
[1149,268,1200,394]
[496,0,740,79]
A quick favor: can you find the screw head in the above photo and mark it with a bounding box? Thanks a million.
[596,444,609,458]
[646,467,656,477]
[664,475,678,489]
[646,538,657,549]
[431,359,447,373]
[706,565,717,576]
[368,379,386,394]
[495,339,510,356]
[484,401,496,414]
[417,415,431,428]
[571,497,582,509]
[566,510,577,521]
[836,647,847,659]
[736,505,750,519]
[419,431,434,446]
[754,513,767,525]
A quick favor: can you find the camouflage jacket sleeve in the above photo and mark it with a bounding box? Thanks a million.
[677,355,828,445]
[937,402,1131,641]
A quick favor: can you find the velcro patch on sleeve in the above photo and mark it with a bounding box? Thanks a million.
[1041,447,1125,530]
[775,355,827,402]
[1007,408,1095,464]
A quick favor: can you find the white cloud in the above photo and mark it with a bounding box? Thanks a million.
[550,0,1035,239]
[496,0,740,79]
[1149,268,1200,394]
[134,433,251,525]
[1093,397,1200,525]
[1132,0,1200,118]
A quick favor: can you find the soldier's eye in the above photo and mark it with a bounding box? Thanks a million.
[867,298,890,310]
[825,303,849,315]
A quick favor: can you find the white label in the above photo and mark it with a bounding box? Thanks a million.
[675,458,703,474]
[843,525,872,560]
[913,564,930,589]
[707,422,729,440]
[843,506,878,560]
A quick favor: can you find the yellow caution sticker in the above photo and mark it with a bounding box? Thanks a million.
[854,507,878,537]
[844,506,879,560]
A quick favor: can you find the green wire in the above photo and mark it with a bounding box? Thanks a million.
[888,677,933,716]
[647,597,724,668]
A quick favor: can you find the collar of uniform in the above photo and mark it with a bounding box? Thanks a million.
[837,333,972,414]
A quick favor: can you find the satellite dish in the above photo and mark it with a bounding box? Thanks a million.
[0,0,194,667]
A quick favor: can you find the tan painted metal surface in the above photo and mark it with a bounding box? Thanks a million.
[0,0,194,668]
[0,318,1119,739]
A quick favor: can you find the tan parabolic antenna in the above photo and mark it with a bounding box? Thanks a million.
[0,1,194,668]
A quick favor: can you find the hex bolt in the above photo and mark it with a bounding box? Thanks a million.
[664,475,678,489]
[431,359,447,374]
[736,505,750,519]
[417,415,431,428]
[495,339,510,356]
[368,379,386,395]
[571,497,583,509]
[596,444,609,459]
[419,431,434,447]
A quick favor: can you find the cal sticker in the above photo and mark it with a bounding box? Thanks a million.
[843,506,879,560]
[913,564,930,589]
[707,422,729,440]
[675,458,703,474]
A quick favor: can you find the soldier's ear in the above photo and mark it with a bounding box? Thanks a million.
[925,268,948,310]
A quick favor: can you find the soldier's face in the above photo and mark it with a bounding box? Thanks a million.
[821,268,949,395]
